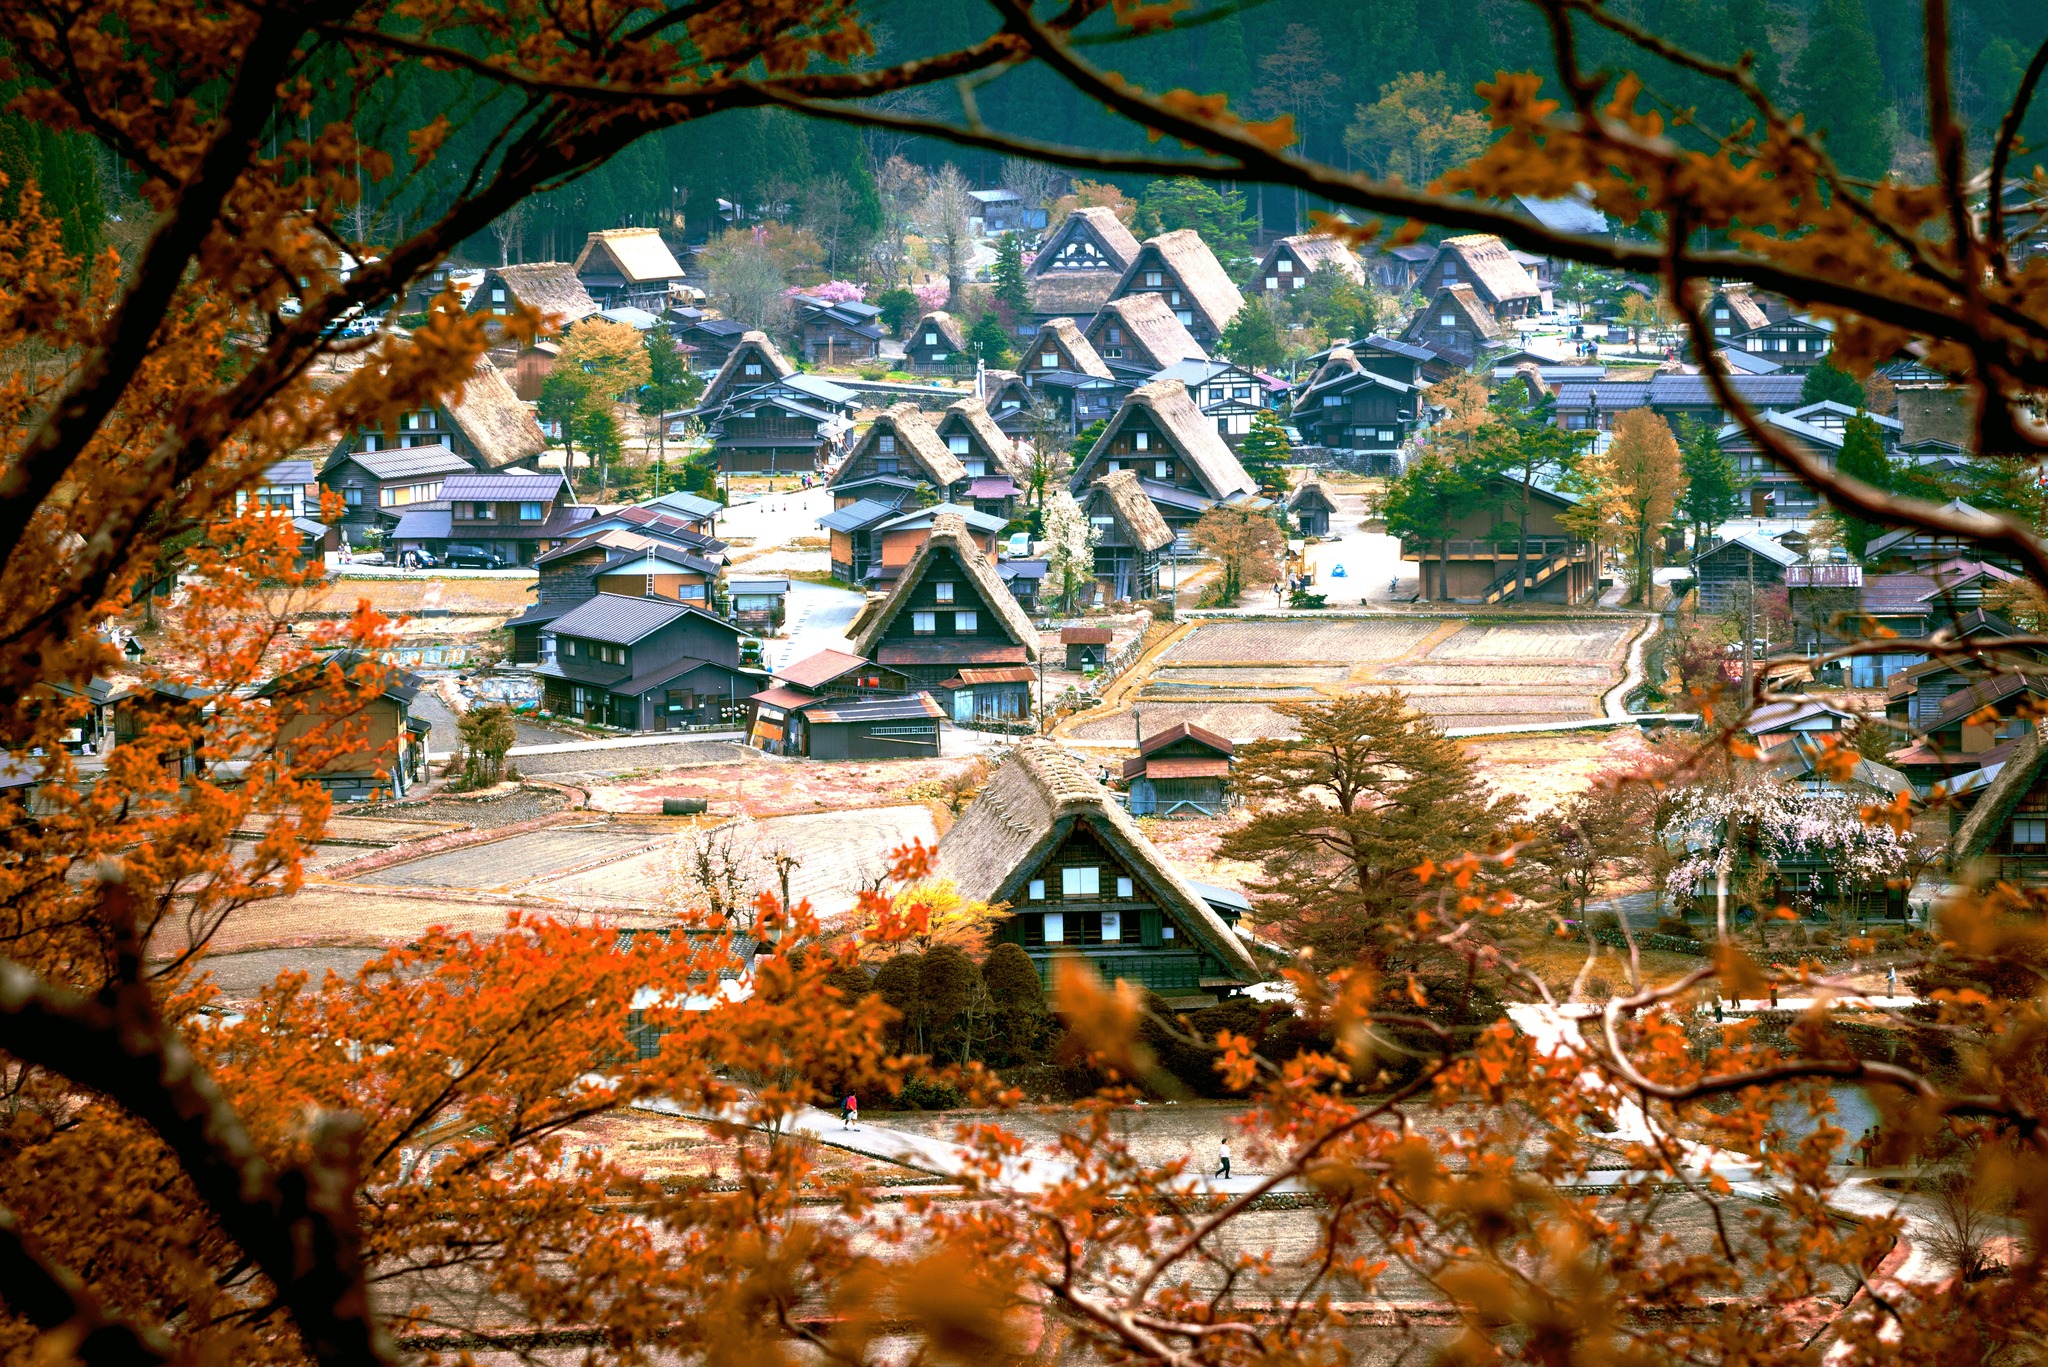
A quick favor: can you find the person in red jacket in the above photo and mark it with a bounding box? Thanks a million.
[842,1093,858,1129]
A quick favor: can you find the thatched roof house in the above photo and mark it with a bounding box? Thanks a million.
[1085,292,1208,373]
[1110,229,1245,344]
[469,263,601,325]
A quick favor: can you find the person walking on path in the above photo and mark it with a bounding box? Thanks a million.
[842,1093,858,1129]
[1215,1139,1231,1181]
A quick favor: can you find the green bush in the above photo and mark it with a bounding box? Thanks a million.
[896,1075,964,1110]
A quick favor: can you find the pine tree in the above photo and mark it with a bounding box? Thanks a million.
[1832,414,1896,559]
[1790,0,1892,179]
[1801,359,1866,409]
[1238,409,1294,495]
[968,309,1014,368]
[1219,297,1286,371]
[1677,419,1739,553]
[993,232,1029,324]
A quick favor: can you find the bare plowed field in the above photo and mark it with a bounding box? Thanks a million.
[1423,621,1634,661]
[1161,619,1437,664]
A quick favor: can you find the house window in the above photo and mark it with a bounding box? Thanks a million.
[1443,262,1458,279]
[965,459,986,477]
[1133,432,1149,451]
[492,287,505,303]
[932,351,948,362]
[934,582,955,603]
[1154,461,1170,480]
[1101,911,1122,942]
[563,639,578,657]
[1043,911,1065,943]
[1108,327,1123,345]
[1040,350,1058,367]
[666,689,696,713]
[1091,516,1114,534]
[472,502,495,519]
[1277,258,1292,273]
[1234,386,1252,399]
[953,610,977,632]
[744,362,762,375]
[924,331,938,345]
[361,434,379,452]
[1796,338,1808,351]
[878,435,895,454]
[1714,326,1731,336]
[1028,878,1045,900]
[912,611,936,634]
[1714,307,1729,319]
[1169,291,1183,306]
[1440,313,1456,326]
[343,486,363,506]
[2013,818,2048,851]
[1107,460,1121,473]
[876,457,897,474]
[1062,866,1099,897]
[1116,876,1133,899]
[1143,271,1163,287]
[1161,924,1176,941]
[949,436,969,454]
[517,501,544,521]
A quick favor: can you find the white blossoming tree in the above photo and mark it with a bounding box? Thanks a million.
[1042,488,1099,614]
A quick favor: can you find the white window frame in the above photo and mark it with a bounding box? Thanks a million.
[934,582,955,603]
[953,610,978,633]
[912,611,936,634]
[1042,911,1064,943]
[1028,878,1045,900]
[1061,866,1099,897]
[1100,911,1122,942]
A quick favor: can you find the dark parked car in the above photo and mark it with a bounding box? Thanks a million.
[443,544,512,569]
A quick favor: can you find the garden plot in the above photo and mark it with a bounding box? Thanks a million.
[1163,619,1436,665]
[349,823,656,891]
[1151,665,1354,686]
[1141,684,1325,700]
[1422,621,1634,661]
[1376,661,1618,689]
[520,805,940,922]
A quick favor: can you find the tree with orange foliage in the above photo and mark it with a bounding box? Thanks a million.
[5,1,2048,1364]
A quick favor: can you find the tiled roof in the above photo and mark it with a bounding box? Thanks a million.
[339,446,473,480]
[549,593,694,645]
[442,472,568,501]
[776,649,869,689]
[802,693,945,725]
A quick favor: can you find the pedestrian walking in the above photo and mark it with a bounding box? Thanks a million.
[1886,965,1897,996]
[842,1093,858,1129]
[1215,1139,1231,1181]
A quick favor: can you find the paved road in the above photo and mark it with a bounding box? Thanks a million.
[774,579,865,670]
[720,486,833,546]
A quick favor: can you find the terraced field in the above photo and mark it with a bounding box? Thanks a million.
[1160,619,1438,664]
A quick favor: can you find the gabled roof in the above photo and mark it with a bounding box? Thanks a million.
[445,361,549,470]
[703,331,795,403]
[1743,699,1862,735]
[775,648,873,690]
[390,506,452,540]
[802,693,945,726]
[1767,742,1913,799]
[873,503,1010,535]
[1865,500,1991,557]
[1956,721,2048,867]
[264,459,315,485]
[1028,206,1141,277]
[936,740,1259,982]
[816,498,901,533]
[1118,229,1245,334]
[1027,317,1114,380]
[1717,347,1784,375]
[1138,720,1233,757]
[1692,530,1803,569]
[442,471,569,502]
[1072,379,1256,501]
[1084,470,1174,553]
[1296,346,1415,403]
[1090,292,1207,369]
[1407,284,1504,344]
[641,490,723,521]
[597,545,722,578]
[476,263,600,324]
[1431,234,1541,305]
[1710,286,1773,332]
[1288,480,1335,513]
[1266,233,1365,284]
[941,397,1022,479]
[1028,271,1122,318]
[833,404,967,489]
[852,512,1039,663]
[573,228,684,283]
[1511,193,1611,236]
[331,446,473,481]
[550,592,738,646]
[909,310,967,350]
[255,649,424,706]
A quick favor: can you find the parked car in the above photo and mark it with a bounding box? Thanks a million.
[443,544,512,569]
[399,548,439,569]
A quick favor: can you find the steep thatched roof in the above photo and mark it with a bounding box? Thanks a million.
[936,740,1260,982]
[851,512,1039,661]
[574,227,684,283]
[1288,480,1335,514]
[703,331,795,404]
[474,263,600,324]
[446,361,548,469]
[911,310,967,350]
[1072,379,1255,500]
[1120,229,1244,335]
[1084,469,1173,552]
[1029,206,1141,277]
[1713,287,1772,332]
[1090,293,1207,369]
[1029,271,1122,318]
[1435,235,1541,306]
[831,404,967,490]
[1269,234,1365,284]
[942,397,1022,478]
[1955,720,2048,874]
[1027,317,1114,379]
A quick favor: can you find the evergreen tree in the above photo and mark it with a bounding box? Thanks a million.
[1238,409,1294,495]
[993,233,1030,323]
[1832,414,1896,559]
[980,942,1050,1066]
[1219,297,1286,371]
[1677,419,1740,553]
[1291,263,1375,342]
[1382,449,1487,601]
[1791,0,1893,179]
[0,91,104,258]
[1137,179,1258,257]
[968,310,1014,368]
[1801,359,1866,409]
[638,331,701,493]
[538,368,597,472]
[874,287,917,335]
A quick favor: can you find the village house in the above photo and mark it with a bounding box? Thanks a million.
[1062,626,1115,670]
[257,651,430,802]
[395,471,592,567]
[1865,498,2016,570]
[1082,293,1207,378]
[827,404,969,509]
[1081,469,1174,603]
[903,311,968,374]
[1713,402,1903,518]
[1023,317,1116,383]
[724,576,790,634]
[511,522,732,663]
[1953,721,2048,886]
[746,648,936,759]
[1358,241,1436,293]
[1702,285,1774,342]
[827,502,1007,588]
[1146,358,1279,444]
[536,593,755,731]
[1288,480,1335,537]
[983,370,1035,435]
[1400,284,1507,368]
[1067,379,1260,543]
[1732,314,1834,370]
[245,459,332,562]
[696,330,796,410]
[694,348,858,474]
[467,262,601,331]
[1399,473,1598,604]
[818,500,904,584]
[849,511,1040,691]
[325,359,548,474]
[1121,720,1234,817]
[672,317,752,374]
[793,295,884,365]
[318,446,473,546]
[935,397,1026,519]
[1025,205,1142,330]
[1552,372,1809,435]
[1412,235,1543,318]
[1887,668,2048,774]
[1250,234,1365,301]
[1689,530,1802,612]
[998,558,1047,609]
[1107,229,1244,348]
[968,187,1048,235]
[1286,345,1421,476]
[937,740,1261,1001]
[573,227,686,311]
[109,680,212,782]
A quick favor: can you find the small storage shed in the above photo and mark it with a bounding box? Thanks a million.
[1121,721,1234,817]
[1063,625,1115,670]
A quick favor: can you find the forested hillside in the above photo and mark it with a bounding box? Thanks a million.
[8,0,2045,266]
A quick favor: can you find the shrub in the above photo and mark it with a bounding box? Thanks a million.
[897,1075,964,1110]
[1653,915,1697,940]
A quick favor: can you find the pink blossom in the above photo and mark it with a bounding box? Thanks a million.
[913,280,950,311]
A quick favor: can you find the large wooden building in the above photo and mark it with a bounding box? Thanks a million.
[1082,292,1207,378]
[1025,206,1142,329]
[1954,722,2048,887]
[1411,234,1543,319]
[573,228,685,311]
[1287,345,1422,476]
[936,397,1025,519]
[903,311,969,373]
[257,651,430,802]
[536,594,755,731]
[849,511,1040,689]
[828,404,969,508]
[1081,469,1174,603]
[1068,379,1259,542]
[1106,229,1244,348]
[1121,721,1234,817]
[937,740,1261,1002]
[1399,473,1598,604]
[1400,284,1507,368]
[1250,233,1365,301]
